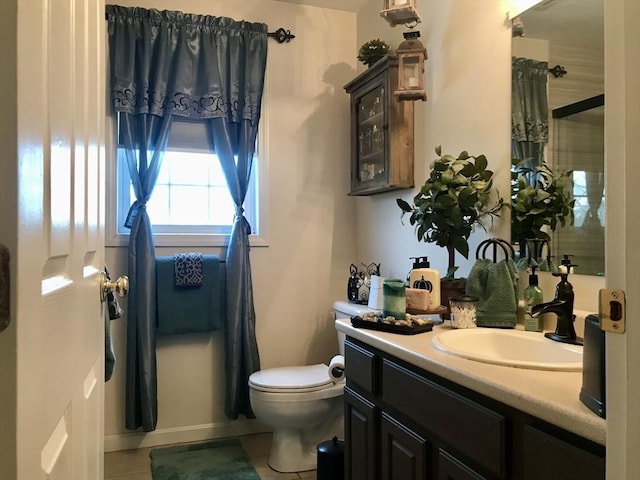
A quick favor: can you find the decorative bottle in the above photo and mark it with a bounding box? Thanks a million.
[524,266,544,332]
[408,256,441,309]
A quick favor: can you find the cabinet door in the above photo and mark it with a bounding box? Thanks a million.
[354,82,387,189]
[438,449,487,480]
[345,387,378,480]
[522,425,605,480]
[382,359,505,478]
[380,412,430,480]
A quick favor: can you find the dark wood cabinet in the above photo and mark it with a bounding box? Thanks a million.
[343,337,605,480]
[521,425,605,480]
[344,55,414,196]
[380,412,429,480]
[345,387,378,480]
[438,449,487,480]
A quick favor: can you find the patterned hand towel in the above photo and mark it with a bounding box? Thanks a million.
[466,258,519,328]
[174,252,204,287]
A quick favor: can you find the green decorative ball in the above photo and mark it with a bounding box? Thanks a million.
[357,39,391,67]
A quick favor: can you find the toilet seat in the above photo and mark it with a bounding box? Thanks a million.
[249,364,333,393]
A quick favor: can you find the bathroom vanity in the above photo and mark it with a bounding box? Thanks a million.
[335,318,606,480]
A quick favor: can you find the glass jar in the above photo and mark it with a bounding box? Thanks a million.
[449,295,479,328]
[382,279,406,320]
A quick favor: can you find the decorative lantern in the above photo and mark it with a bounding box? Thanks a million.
[380,0,421,28]
[395,31,427,101]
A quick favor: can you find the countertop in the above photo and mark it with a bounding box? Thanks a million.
[335,317,606,446]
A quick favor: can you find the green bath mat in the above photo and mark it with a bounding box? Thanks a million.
[150,438,260,480]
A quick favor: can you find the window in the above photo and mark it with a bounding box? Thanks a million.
[108,116,267,247]
[571,170,605,228]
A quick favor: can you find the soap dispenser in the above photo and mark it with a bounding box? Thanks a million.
[408,256,440,309]
[523,266,544,332]
[559,254,575,274]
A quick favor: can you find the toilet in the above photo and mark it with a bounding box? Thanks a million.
[248,301,371,473]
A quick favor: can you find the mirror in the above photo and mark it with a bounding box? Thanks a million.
[512,0,604,276]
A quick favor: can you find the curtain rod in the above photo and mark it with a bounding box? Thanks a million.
[103,10,295,44]
[268,27,295,43]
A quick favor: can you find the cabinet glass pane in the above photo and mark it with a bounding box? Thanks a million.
[357,86,385,182]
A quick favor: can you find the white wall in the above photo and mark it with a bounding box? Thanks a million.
[354,0,604,312]
[355,0,513,281]
[104,0,358,448]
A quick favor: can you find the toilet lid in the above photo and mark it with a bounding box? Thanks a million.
[249,364,332,392]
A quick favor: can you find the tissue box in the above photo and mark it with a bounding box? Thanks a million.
[406,288,431,311]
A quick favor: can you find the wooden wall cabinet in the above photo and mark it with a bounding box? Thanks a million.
[344,56,414,196]
[344,337,606,480]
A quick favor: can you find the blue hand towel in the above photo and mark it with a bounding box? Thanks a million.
[156,255,225,335]
[466,258,519,328]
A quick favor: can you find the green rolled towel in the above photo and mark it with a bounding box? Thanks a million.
[465,258,518,328]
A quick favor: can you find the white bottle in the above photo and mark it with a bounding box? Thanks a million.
[408,257,441,310]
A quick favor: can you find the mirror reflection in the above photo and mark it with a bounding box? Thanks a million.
[553,96,604,276]
[511,0,604,276]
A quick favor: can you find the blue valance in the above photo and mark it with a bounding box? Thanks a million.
[106,5,268,123]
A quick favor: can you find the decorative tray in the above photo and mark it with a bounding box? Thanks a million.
[350,316,434,335]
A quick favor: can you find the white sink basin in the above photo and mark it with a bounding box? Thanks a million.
[431,328,583,371]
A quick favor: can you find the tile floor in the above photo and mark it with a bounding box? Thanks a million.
[103,432,317,480]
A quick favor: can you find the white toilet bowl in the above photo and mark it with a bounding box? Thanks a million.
[248,364,344,473]
[247,301,372,473]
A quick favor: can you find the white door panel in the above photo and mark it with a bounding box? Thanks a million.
[0,0,106,478]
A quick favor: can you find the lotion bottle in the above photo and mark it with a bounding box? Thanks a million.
[408,257,441,309]
[524,266,544,332]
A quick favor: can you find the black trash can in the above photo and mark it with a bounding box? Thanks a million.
[317,436,344,480]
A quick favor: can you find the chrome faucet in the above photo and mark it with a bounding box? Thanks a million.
[531,268,583,346]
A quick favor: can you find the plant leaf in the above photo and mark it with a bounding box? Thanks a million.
[474,154,488,173]
[396,198,413,212]
[452,236,469,259]
[433,161,448,172]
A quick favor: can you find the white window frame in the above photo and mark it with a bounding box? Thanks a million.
[105,114,269,248]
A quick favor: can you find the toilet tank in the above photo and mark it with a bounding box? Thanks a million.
[333,301,376,356]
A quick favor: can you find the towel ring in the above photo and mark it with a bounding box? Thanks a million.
[476,238,515,263]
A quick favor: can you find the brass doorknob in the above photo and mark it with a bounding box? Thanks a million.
[99,272,129,302]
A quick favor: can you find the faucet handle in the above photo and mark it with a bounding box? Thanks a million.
[557,254,578,274]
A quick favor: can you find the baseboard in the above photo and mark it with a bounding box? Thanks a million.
[104,419,270,452]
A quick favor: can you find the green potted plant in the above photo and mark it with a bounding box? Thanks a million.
[511,157,575,263]
[397,146,507,309]
[357,39,391,67]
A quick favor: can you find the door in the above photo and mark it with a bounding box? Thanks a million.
[0,0,107,479]
[605,0,640,478]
